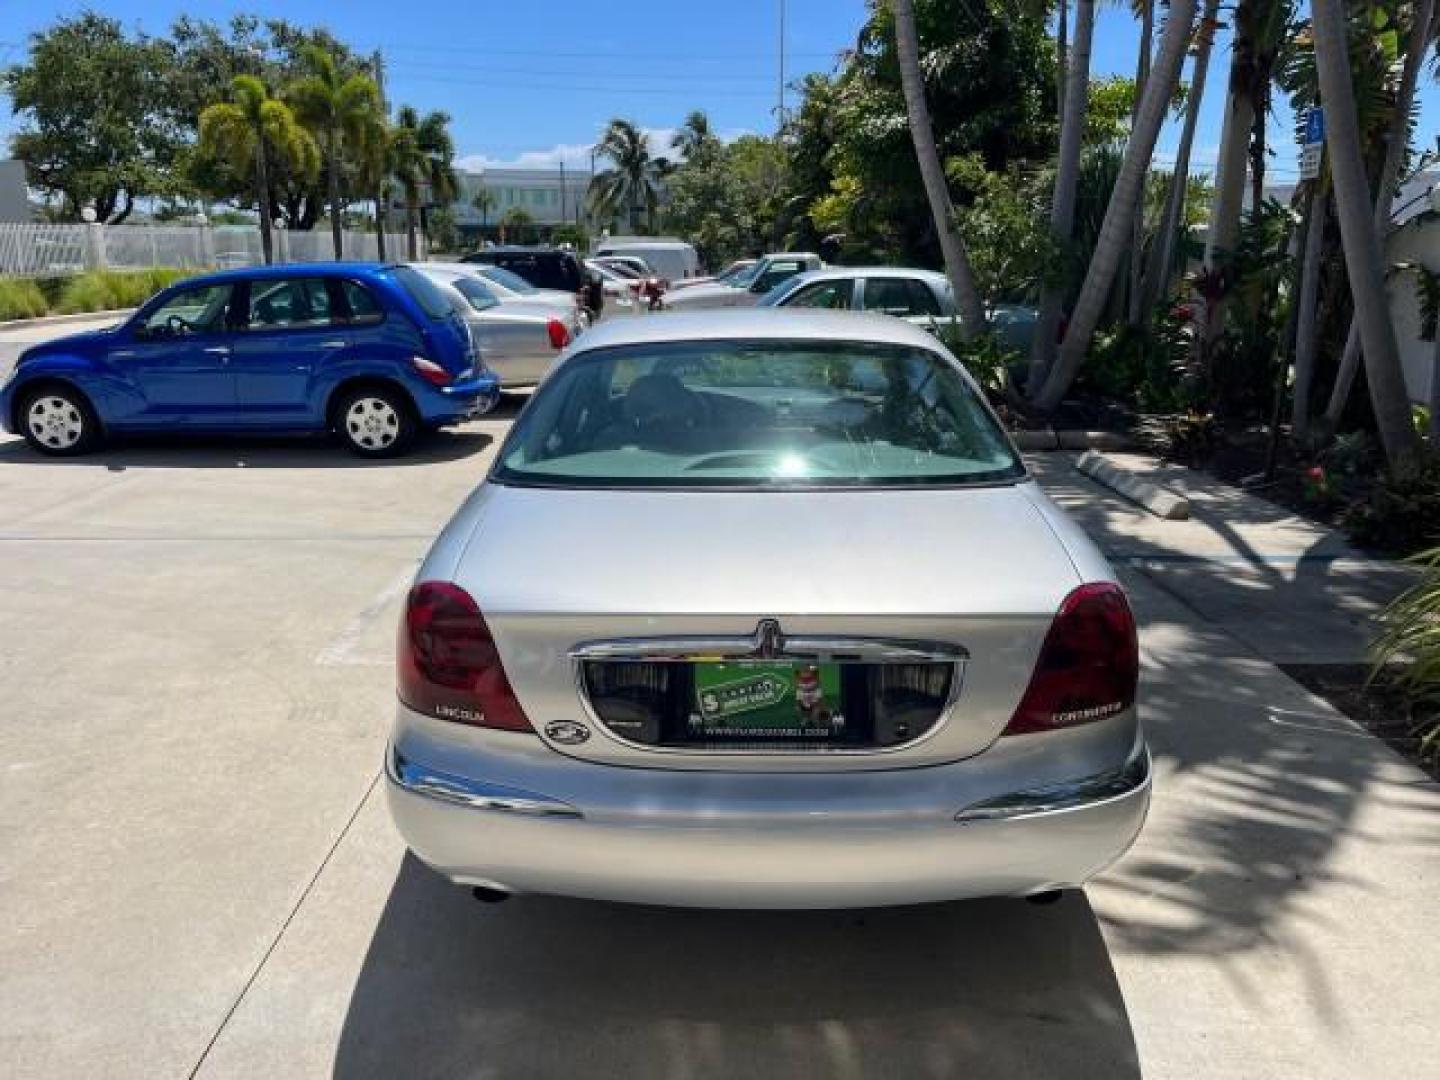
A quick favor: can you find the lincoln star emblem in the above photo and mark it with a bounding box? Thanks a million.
[753,619,786,660]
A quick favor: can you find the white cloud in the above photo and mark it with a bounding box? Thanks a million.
[455,125,754,172]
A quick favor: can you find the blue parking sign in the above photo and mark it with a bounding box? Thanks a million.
[1304,108,1325,146]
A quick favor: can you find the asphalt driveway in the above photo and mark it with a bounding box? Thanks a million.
[0,320,1435,1078]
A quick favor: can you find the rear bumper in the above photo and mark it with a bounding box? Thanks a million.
[416,371,501,424]
[385,730,1151,909]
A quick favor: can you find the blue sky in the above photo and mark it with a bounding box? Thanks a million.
[2,1,1437,182]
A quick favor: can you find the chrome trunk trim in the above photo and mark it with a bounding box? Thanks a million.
[388,748,583,818]
[953,747,1151,823]
[568,629,967,757]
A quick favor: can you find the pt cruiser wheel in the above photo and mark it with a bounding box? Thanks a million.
[21,386,100,455]
[336,388,415,457]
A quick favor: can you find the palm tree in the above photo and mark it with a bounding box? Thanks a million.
[1032,0,1197,412]
[353,115,395,261]
[472,187,496,234]
[391,106,458,260]
[1311,0,1420,467]
[588,119,667,233]
[287,45,382,260]
[1027,0,1096,392]
[1140,0,1222,314]
[1321,0,1438,429]
[889,0,986,339]
[1289,185,1329,442]
[198,75,318,265]
[1125,0,1156,325]
[675,110,718,160]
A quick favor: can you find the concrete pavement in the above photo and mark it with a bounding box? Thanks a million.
[0,364,1434,1077]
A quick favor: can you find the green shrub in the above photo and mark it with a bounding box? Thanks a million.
[55,269,191,314]
[1371,546,1440,760]
[0,277,50,320]
[1340,459,1440,554]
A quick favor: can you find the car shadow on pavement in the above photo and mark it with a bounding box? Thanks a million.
[333,855,1140,1080]
[0,428,494,470]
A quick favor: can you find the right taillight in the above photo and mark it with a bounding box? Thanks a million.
[397,581,533,732]
[546,318,570,349]
[1003,582,1138,736]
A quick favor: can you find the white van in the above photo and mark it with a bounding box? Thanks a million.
[594,240,700,283]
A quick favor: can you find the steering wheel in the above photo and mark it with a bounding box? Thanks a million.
[165,314,195,335]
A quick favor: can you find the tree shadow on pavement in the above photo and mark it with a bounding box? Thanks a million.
[334,856,1140,1080]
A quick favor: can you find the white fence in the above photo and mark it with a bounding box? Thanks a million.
[0,222,420,276]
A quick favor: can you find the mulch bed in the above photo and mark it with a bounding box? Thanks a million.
[1279,663,1440,782]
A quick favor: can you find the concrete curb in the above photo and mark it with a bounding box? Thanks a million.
[1012,428,1136,453]
[1076,450,1191,520]
[0,308,134,332]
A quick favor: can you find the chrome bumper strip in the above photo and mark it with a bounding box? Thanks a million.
[388,749,583,818]
[953,748,1151,823]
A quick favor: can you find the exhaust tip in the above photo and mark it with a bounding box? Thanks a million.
[1025,888,1066,906]
[471,885,512,904]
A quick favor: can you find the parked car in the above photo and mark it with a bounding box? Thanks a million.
[660,253,823,311]
[461,246,586,296]
[386,309,1150,908]
[595,255,655,279]
[464,263,588,315]
[761,267,1038,353]
[413,264,582,388]
[593,239,699,283]
[1,263,498,457]
[668,258,756,292]
[582,260,643,319]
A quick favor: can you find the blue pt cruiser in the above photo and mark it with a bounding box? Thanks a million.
[0,263,501,457]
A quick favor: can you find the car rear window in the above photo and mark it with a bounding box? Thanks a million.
[477,266,539,295]
[391,266,456,320]
[493,340,1023,489]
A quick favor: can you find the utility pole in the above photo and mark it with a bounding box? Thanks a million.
[372,49,389,254]
[777,0,787,131]
[559,159,567,232]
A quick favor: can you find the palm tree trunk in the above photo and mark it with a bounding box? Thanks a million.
[1056,1,1069,121]
[1321,0,1436,430]
[890,0,986,338]
[1311,0,1420,468]
[254,138,274,266]
[1027,0,1095,394]
[1033,0,1197,412]
[1141,0,1220,315]
[328,129,344,260]
[1290,187,1328,443]
[1429,331,1440,444]
[1125,0,1155,326]
[375,188,388,262]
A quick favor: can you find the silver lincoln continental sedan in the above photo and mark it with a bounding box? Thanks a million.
[386,309,1150,908]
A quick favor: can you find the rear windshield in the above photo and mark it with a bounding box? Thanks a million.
[447,275,500,312]
[478,266,538,295]
[392,266,457,320]
[493,340,1023,489]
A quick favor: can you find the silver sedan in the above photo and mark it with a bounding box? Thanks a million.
[413,264,582,387]
[386,309,1149,908]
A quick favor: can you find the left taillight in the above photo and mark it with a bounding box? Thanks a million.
[411,356,452,386]
[1003,582,1138,736]
[397,581,533,732]
[546,318,571,350]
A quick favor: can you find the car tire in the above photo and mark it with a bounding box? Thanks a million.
[334,387,417,458]
[19,384,101,456]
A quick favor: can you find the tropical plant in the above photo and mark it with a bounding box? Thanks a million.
[1311,0,1421,468]
[1372,544,1440,760]
[471,187,496,232]
[499,206,537,245]
[1031,0,1198,411]
[588,119,668,233]
[889,0,987,338]
[674,110,719,161]
[286,44,382,259]
[197,74,318,263]
[391,105,458,259]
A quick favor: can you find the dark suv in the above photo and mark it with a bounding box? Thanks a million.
[461,247,585,294]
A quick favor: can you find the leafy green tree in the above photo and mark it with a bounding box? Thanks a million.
[499,206,537,244]
[198,75,318,264]
[287,45,382,258]
[665,135,786,265]
[674,110,720,161]
[391,106,458,259]
[4,13,177,221]
[352,116,397,261]
[589,119,668,233]
[471,187,496,232]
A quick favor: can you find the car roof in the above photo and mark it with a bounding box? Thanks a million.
[173,262,392,288]
[466,246,575,257]
[570,308,948,352]
[788,266,947,284]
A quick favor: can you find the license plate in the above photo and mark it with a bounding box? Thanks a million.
[690,662,846,741]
